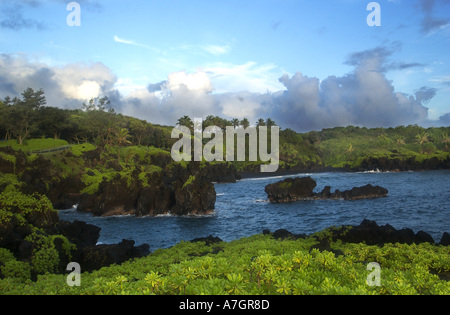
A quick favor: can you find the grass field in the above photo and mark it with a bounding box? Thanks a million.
[0,139,70,153]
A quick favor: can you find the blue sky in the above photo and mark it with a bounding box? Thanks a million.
[1,0,449,130]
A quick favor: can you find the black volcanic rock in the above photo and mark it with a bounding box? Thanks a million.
[325,219,437,246]
[79,239,150,272]
[440,232,450,246]
[265,177,388,203]
[77,162,219,217]
[335,184,389,200]
[265,177,317,203]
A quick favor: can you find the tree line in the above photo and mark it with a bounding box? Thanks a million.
[1,88,448,158]
[176,115,277,132]
[0,88,174,149]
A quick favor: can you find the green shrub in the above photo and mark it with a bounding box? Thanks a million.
[1,260,32,282]
[1,233,448,295]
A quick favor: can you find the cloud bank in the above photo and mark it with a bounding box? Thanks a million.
[0,45,447,131]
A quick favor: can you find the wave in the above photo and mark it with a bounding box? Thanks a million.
[239,173,313,182]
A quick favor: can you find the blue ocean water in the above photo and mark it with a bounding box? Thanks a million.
[59,170,450,250]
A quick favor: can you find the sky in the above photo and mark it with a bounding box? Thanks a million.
[0,0,449,131]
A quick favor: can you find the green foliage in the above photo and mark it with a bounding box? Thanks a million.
[182,175,196,189]
[0,186,58,229]
[25,232,73,276]
[0,187,75,282]
[71,143,96,157]
[81,168,116,195]
[0,139,69,152]
[1,233,448,295]
[315,125,450,168]
[1,259,32,283]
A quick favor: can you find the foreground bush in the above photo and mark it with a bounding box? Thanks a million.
[1,233,448,295]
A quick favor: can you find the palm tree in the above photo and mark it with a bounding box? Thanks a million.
[395,135,405,147]
[348,143,355,155]
[240,118,250,129]
[256,118,266,128]
[442,133,450,151]
[177,115,194,130]
[231,118,240,129]
[416,132,429,154]
[266,118,276,128]
[116,128,132,147]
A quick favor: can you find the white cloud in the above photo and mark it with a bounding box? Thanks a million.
[205,62,286,94]
[113,35,159,52]
[163,71,213,93]
[200,44,231,56]
[0,54,116,108]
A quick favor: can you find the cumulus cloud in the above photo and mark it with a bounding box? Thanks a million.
[268,46,430,131]
[439,112,450,125]
[0,46,442,131]
[118,71,216,126]
[0,54,117,109]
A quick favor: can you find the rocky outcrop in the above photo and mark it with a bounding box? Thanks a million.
[57,220,150,273]
[265,176,388,203]
[77,162,218,217]
[263,219,447,246]
[78,240,150,272]
[326,219,436,246]
[318,184,389,200]
[265,177,317,203]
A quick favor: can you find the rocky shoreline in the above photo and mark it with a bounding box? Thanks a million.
[1,145,449,279]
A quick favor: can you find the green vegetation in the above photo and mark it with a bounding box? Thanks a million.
[1,88,449,174]
[0,233,448,295]
[182,175,196,189]
[313,125,450,169]
[0,182,74,280]
[0,139,69,153]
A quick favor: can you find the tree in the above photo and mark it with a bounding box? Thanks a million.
[240,118,250,129]
[0,99,13,140]
[231,118,240,129]
[348,143,355,156]
[395,135,405,147]
[129,118,148,146]
[177,116,194,130]
[115,128,132,147]
[10,88,46,145]
[37,107,70,139]
[266,118,276,128]
[416,132,429,154]
[442,133,450,151]
[256,118,266,128]
[82,96,114,113]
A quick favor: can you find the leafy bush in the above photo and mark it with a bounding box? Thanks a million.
[0,186,58,229]
[1,233,448,295]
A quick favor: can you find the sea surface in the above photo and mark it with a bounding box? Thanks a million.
[59,170,450,250]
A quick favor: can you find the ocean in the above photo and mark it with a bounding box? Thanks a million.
[59,170,450,250]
